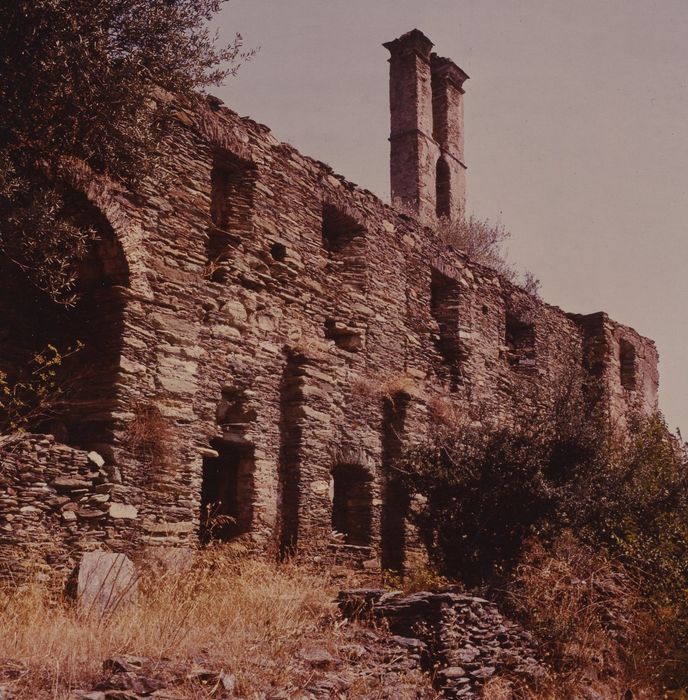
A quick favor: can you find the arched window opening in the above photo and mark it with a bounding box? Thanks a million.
[436,157,451,219]
[0,190,129,457]
[331,463,373,547]
[619,339,637,390]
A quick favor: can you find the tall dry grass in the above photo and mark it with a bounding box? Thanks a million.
[507,533,663,698]
[0,546,338,698]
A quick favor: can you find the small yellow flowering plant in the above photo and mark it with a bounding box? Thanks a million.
[0,341,82,434]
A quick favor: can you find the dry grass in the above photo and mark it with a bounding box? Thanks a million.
[508,533,662,698]
[124,400,173,475]
[0,547,437,699]
[480,676,516,700]
[351,371,418,404]
[0,548,338,698]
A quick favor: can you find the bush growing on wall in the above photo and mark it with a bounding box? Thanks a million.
[397,397,688,594]
[398,388,688,686]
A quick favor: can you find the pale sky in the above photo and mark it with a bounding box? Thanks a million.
[215,0,687,435]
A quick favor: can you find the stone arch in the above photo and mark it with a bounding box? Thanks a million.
[57,160,152,299]
[0,184,131,458]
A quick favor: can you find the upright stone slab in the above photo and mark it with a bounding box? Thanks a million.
[76,551,138,615]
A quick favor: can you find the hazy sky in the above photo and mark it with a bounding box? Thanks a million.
[215,0,687,435]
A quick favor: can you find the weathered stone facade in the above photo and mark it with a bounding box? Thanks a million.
[0,30,659,580]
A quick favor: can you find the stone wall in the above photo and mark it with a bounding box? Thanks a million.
[0,34,660,579]
[572,311,659,428]
[0,434,137,584]
[338,588,547,698]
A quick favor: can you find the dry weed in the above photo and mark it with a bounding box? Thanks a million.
[124,400,172,474]
[426,394,462,426]
[0,549,337,698]
[383,564,450,594]
[509,532,661,698]
[351,371,418,404]
[288,336,329,363]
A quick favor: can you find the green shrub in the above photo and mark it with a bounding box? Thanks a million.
[397,420,559,585]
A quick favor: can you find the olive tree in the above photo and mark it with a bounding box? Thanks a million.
[0,0,251,304]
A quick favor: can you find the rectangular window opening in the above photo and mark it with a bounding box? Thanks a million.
[322,204,367,351]
[332,463,373,547]
[505,312,536,373]
[200,440,254,543]
[207,151,256,281]
[322,205,367,289]
[430,268,465,385]
[619,339,637,390]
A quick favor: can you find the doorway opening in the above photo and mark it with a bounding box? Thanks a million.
[200,439,254,543]
[331,463,373,547]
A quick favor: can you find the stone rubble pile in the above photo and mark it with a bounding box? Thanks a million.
[0,434,137,583]
[0,636,438,699]
[338,588,547,698]
[66,655,236,700]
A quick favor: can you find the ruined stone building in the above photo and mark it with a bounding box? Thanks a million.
[0,30,659,581]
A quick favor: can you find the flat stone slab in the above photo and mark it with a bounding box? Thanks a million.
[108,503,138,520]
[87,451,105,468]
[76,552,138,616]
[53,477,92,491]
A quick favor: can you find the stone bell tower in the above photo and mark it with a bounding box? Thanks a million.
[383,30,468,223]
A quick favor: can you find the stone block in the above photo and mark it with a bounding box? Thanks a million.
[109,503,138,520]
[141,546,194,576]
[76,552,138,615]
[87,451,105,468]
[142,520,194,534]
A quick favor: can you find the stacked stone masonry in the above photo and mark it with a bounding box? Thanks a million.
[0,30,659,580]
[338,588,547,698]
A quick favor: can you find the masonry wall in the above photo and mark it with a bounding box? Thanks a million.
[0,434,137,584]
[0,94,659,577]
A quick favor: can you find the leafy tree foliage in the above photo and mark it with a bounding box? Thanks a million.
[0,0,250,304]
[0,342,82,434]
